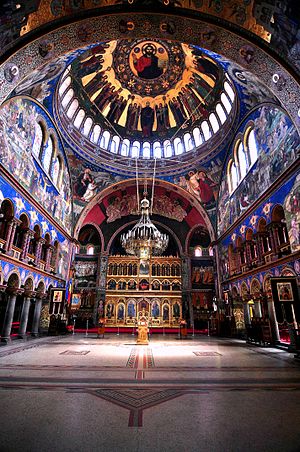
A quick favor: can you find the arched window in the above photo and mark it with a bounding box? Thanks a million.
[153,141,162,158]
[248,129,258,165]
[216,103,227,124]
[221,92,231,113]
[100,130,110,150]
[209,112,220,133]
[174,137,184,155]
[120,139,130,156]
[193,127,203,147]
[224,81,235,102]
[74,109,85,129]
[201,121,211,141]
[228,159,238,193]
[110,135,120,153]
[51,155,61,186]
[59,76,71,97]
[195,246,202,257]
[87,245,94,255]
[91,125,101,144]
[237,141,247,179]
[61,88,74,109]
[142,142,151,158]
[131,141,140,158]
[42,135,54,173]
[83,117,93,137]
[183,133,193,152]
[163,140,172,157]
[66,99,79,119]
[231,161,238,192]
[32,122,43,159]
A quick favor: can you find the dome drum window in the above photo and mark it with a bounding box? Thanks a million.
[56,41,236,169]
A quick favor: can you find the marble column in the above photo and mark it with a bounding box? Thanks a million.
[3,220,15,253]
[34,238,44,266]
[44,245,53,272]
[20,230,33,261]
[31,296,43,337]
[1,289,20,342]
[18,292,33,338]
[95,254,108,324]
[267,297,280,343]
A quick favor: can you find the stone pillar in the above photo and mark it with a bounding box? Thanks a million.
[34,238,44,266]
[44,245,53,272]
[256,234,264,265]
[181,255,191,325]
[18,292,33,338]
[254,300,262,318]
[1,289,20,342]
[267,297,280,343]
[95,254,108,324]
[31,296,43,337]
[245,241,252,268]
[3,220,15,253]
[20,230,33,261]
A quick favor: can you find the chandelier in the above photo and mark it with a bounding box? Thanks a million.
[120,196,169,258]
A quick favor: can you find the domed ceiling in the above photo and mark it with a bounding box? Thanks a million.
[56,39,236,172]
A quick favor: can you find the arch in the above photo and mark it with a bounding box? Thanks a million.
[74,109,85,129]
[216,103,227,124]
[6,272,21,289]
[245,228,253,241]
[75,178,216,244]
[257,217,267,232]
[36,280,46,294]
[240,281,249,299]
[110,135,120,154]
[66,98,79,119]
[82,117,93,137]
[250,278,261,297]
[0,198,14,220]
[280,267,296,277]
[271,204,285,223]
[13,213,29,249]
[91,124,101,144]
[23,276,34,292]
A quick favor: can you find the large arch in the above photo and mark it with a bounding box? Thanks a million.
[74,178,215,242]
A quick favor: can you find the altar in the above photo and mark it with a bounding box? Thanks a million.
[136,309,149,345]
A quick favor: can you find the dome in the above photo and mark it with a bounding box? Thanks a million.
[56,39,236,174]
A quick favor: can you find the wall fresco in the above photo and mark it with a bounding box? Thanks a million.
[0,97,72,234]
[68,153,123,220]
[218,106,300,236]
[219,172,300,285]
[0,258,63,291]
[0,173,71,281]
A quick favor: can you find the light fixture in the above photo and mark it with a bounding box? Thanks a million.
[120,159,169,258]
[120,195,169,258]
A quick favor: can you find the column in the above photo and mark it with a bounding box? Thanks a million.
[256,234,264,265]
[267,297,280,343]
[181,255,191,324]
[44,245,53,272]
[20,230,33,261]
[1,289,19,342]
[245,241,252,269]
[3,220,15,253]
[31,296,43,337]
[34,238,44,266]
[18,292,33,338]
[95,254,108,324]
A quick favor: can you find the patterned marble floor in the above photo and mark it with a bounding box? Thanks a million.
[0,334,300,452]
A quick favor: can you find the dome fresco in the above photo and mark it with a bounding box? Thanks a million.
[56,40,236,169]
